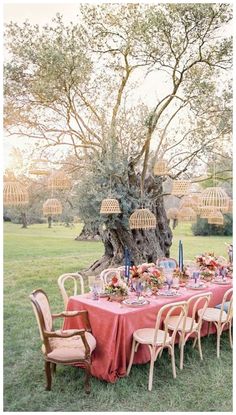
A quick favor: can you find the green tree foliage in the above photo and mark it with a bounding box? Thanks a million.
[192,214,232,236]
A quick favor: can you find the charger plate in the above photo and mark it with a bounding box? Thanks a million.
[157,290,181,297]
[122,298,150,307]
[185,283,206,290]
[211,279,231,285]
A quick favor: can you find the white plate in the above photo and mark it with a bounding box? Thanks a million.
[157,290,181,297]
[122,299,150,307]
[211,279,231,285]
[186,284,206,290]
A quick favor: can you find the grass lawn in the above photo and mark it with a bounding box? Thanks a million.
[3,222,232,412]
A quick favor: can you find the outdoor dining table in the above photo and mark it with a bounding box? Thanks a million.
[63,280,232,383]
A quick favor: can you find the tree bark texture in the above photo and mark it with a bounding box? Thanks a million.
[84,176,172,275]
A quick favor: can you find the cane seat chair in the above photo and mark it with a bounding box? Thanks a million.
[167,292,212,369]
[58,273,85,309]
[126,301,188,391]
[198,288,233,358]
[156,257,178,269]
[29,289,96,393]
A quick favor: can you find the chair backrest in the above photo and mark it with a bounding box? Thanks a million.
[100,268,121,285]
[220,288,233,323]
[58,273,84,309]
[156,257,177,269]
[153,301,188,346]
[187,292,212,331]
[29,289,52,344]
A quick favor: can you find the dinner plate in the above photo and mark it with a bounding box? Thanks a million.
[157,290,181,297]
[185,284,206,290]
[122,299,150,307]
[211,279,231,285]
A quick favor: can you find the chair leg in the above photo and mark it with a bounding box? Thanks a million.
[180,341,184,370]
[192,335,197,349]
[170,346,176,378]
[216,327,221,358]
[45,361,52,391]
[207,322,212,337]
[51,363,56,376]
[148,351,155,392]
[83,363,91,394]
[229,321,233,349]
[127,338,136,376]
[197,332,203,360]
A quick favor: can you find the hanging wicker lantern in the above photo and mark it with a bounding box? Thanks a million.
[153,159,169,176]
[199,207,214,219]
[100,198,121,214]
[166,207,179,220]
[199,187,229,213]
[179,195,198,210]
[129,208,156,230]
[28,159,49,175]
[208,210,224,225]
[48,170,72,190]
[3,173,29,206]
[178,207,197,222]
[227,199,233,213]
[171,180,191,196]
[43,198,62,215]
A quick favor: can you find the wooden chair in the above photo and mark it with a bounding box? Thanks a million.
[100,268,121,285]
[58,273,85,309]
[167,292,212,369]
[126,301,188,391]
[29,289,96,393]
[198,288,233,358]
[156,257,178,269]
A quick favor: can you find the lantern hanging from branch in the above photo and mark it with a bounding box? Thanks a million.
[171,180,191,196]
[48,170,72,190]
[207,210,224,225]
[28,159,49,175]
[166,207,179,220]
[100,198,121,214]
[3,172,29,206]
[179,195,198,210]
[43,198,62,216]
[227,199,233,213]
[153,159,169,176]
[178,207,197,223]
[199,207,214,219]
[129,208,156,230]
[199,187,229,213]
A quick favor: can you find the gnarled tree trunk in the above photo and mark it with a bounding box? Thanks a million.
[21,212,28,229]
[84,180,172,275]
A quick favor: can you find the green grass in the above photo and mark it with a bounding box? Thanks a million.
[4,222,232,412]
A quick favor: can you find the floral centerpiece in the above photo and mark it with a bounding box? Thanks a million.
[104,275,128,302]
[195,253,220,281]
[130,263,165,294]
[173,266,189,283]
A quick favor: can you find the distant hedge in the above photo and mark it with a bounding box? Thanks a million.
[192,213,232,236]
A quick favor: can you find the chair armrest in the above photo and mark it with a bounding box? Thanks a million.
[44,329,86,338]
[52,310,92,331]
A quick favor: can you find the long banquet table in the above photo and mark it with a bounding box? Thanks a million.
[63,281,232,383]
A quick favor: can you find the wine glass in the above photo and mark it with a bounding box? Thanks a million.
[165,270,173,291]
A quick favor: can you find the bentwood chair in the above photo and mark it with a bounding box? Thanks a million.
[198,288,233,358]
[29,289,96,393]
[167,292,212,369]
[58,273,85,309]
[156,257,178,269]
[100,268,121,285]
[126,301,188,391]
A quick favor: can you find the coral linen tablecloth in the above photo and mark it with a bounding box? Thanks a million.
[63,282,232,383]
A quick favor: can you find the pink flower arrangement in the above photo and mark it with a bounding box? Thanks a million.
[104,275,128,296]
[130,263,165,289]
[195,253,219,270]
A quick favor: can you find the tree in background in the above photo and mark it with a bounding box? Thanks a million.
[4,4,232,272]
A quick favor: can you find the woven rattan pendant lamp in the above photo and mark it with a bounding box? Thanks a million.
[199,187,229,213]
[199,207,214,219]
[3,172,29,206]
[179,195,198,210]
[43,198,62,215]
[178,207,197,223]
[129,208,156,229]
[208,210,224,225]
[227,199,233,213]
[166,207,179,220]
[48,170,71,190]
[171,180,191,196]
[28,159,49,175]
[100,176,121,214]
[153,159,169,176]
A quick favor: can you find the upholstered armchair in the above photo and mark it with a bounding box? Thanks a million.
[29,289,96,393]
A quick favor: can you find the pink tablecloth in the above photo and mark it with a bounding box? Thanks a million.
[63,281,232,383]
